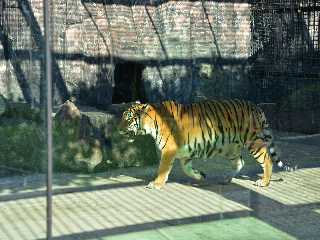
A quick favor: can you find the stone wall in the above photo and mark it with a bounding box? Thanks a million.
[0,0,252,105]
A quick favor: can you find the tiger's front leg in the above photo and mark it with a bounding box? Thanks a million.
[147,149,177,190]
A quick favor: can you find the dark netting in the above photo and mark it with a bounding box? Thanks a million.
[250,0,320,113]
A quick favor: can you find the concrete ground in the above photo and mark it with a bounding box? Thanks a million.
[0,135,319,240]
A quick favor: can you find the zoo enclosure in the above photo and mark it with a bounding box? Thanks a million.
[0,1,320,238]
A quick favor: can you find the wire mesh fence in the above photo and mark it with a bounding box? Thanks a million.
[250,0,320,110]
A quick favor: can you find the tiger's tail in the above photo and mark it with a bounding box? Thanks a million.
[262,125,295,172]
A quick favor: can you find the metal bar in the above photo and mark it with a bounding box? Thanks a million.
[44,0,53,238]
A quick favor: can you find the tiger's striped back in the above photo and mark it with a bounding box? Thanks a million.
[148,100,264,152]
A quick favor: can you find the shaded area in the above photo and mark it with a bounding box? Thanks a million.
[112,61,146,103]
[249,0,320,106]
[0,51,251,66]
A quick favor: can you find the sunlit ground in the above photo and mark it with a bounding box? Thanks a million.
[0,135,319,240]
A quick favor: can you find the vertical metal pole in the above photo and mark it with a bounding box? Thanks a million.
[44,0,53,239]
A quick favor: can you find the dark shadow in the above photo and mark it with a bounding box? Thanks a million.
[75,77,113,107]
[248,1,320,105]
[112,61,146,103]
[247,1,320,133]
[0,50,250,66]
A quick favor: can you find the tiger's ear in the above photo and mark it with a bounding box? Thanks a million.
[135,100,141,104]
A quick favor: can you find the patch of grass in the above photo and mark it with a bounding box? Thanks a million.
[0,118,44,175]
[0,113,158,176]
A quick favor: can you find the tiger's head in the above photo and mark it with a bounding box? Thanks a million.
[119,101,149,143]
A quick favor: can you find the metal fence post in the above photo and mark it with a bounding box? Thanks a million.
[44,0,53,238]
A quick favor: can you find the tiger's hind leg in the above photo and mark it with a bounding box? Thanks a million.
[221,156,244,184]
[180,158,206,181]
[248,139,273,187]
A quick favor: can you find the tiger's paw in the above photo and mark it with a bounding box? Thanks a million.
[145,181,163,190]
[254,179,270,187]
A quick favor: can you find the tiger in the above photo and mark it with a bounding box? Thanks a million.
[119,99,291,189]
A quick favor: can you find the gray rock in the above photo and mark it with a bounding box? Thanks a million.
[53,101,158,173]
